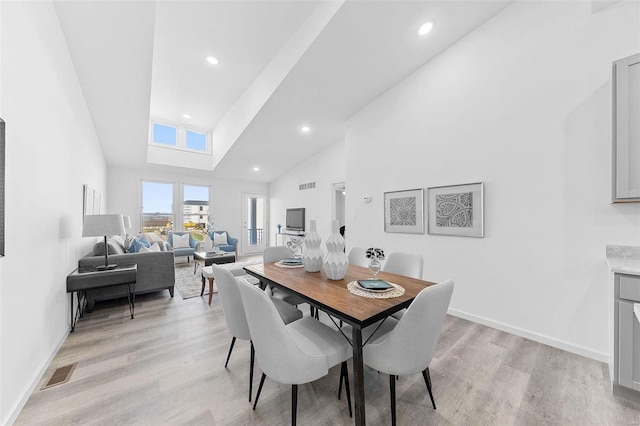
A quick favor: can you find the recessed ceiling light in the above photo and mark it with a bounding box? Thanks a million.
[206,56,219,65]
[418,21,434,36]
[301,125,310,133]
[253,167,260,172]
[183,113,191,119]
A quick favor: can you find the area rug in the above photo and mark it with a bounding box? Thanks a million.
[174,264,216,300]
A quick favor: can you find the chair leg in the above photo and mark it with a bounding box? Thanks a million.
[292,384,298,426]
[224,337,236,368]
[390,374,396,426]
[249,341,255,402]
[253,373,266,410]
[342,361,352,418]
[338,362,344,400]
[422,368,436,409]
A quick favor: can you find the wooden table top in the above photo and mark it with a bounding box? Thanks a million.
[244,263,436,328]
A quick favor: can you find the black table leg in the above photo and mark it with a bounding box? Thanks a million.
[352,325,365,425]
[70,292,75,332]
[126,283,135,319]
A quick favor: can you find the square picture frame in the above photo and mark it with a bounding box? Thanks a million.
[428,182,484,237]
[384,188,424,234]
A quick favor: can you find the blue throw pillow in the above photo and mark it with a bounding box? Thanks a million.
[129,238,146,253]
[137,235,151,248]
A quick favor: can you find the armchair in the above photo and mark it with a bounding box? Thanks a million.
[168,231,198,262]
[208,230,238,256]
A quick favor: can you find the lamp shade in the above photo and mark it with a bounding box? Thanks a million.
[83,214,125,237]
[123,215,132,230]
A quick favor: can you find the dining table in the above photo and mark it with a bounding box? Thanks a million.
[244,262,436,426]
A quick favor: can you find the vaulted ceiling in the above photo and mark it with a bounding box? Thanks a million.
[54,0,512,183]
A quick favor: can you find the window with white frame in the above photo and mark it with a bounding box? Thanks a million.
[141,180,174,240]
[149,120,209,153]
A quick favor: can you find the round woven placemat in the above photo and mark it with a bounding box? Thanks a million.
[275,260,304,268]
[346,281,405,299]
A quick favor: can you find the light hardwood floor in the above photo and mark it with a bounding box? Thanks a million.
[15,287,640,425]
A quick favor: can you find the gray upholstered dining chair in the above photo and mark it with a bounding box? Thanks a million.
[363,280,454,426]
[263,246,314,315]
[210,264,303,402]
[237,278,353,425]
[382,252,424,320]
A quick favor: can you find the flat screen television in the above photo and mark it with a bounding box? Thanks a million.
[286,208,305,232]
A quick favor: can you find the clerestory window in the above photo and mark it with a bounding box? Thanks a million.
[149,119,209,153]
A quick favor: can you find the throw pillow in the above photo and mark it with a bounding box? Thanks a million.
[129,237,147,253]
[124,234,136,253]
[110,235,125,250]
[202,235,213,252]
[213,231,228,246]
[137,234,151,248]
[172,233,191,248]
[138,244,152,253]
[149,242,161,252]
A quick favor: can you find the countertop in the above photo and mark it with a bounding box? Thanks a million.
[606,245,640,275]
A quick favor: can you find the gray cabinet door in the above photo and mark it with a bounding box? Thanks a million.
[618,300,640,390]
[613,53,640,202]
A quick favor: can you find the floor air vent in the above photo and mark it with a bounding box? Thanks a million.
[41,363,76,389]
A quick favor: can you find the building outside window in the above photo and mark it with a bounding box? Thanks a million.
[183,184,210,242]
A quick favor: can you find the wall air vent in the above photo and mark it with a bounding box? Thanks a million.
[299,182,316,191]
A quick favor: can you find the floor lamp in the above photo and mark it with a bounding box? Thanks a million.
[83,214,125,270]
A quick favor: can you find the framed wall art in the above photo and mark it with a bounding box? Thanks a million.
[83,184,102,219]
[384,188,424,234]
[428,182,484,237]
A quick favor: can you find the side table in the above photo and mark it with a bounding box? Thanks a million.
[193,251,236,274]
[66,263,137,332]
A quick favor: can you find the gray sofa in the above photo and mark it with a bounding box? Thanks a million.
[79,249,176,312]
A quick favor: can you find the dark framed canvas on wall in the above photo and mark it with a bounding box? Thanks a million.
[0,118,5,256]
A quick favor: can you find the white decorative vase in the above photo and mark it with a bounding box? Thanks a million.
[322,220,348,280]
[303,220,323,272]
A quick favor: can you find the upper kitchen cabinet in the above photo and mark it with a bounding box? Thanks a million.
[613,53,640,202]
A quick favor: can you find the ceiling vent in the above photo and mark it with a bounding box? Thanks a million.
[299,182,316,191]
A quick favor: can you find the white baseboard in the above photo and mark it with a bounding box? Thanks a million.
[4,328,68,426]
[447,308,610,364]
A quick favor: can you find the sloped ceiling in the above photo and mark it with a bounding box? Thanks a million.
[55,0,512,182]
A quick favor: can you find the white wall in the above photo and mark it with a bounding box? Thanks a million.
[346,0,640,361]
[269,139,345,244]
[0,2,107,423]
[108,167,268,254]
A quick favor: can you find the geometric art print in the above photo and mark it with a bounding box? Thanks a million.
[435,192,473,228]
[389,197,417,226]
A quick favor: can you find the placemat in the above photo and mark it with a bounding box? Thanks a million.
[275,260,304,268]
[347,281,405,299]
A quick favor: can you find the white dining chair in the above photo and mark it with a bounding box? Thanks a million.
[382,252,424,320]
[347,246,368,267]
[210,264,303,402]
[382,252,424,279]
[237,278,353,425]
[263,246,314,316]
[363,280,454,426]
